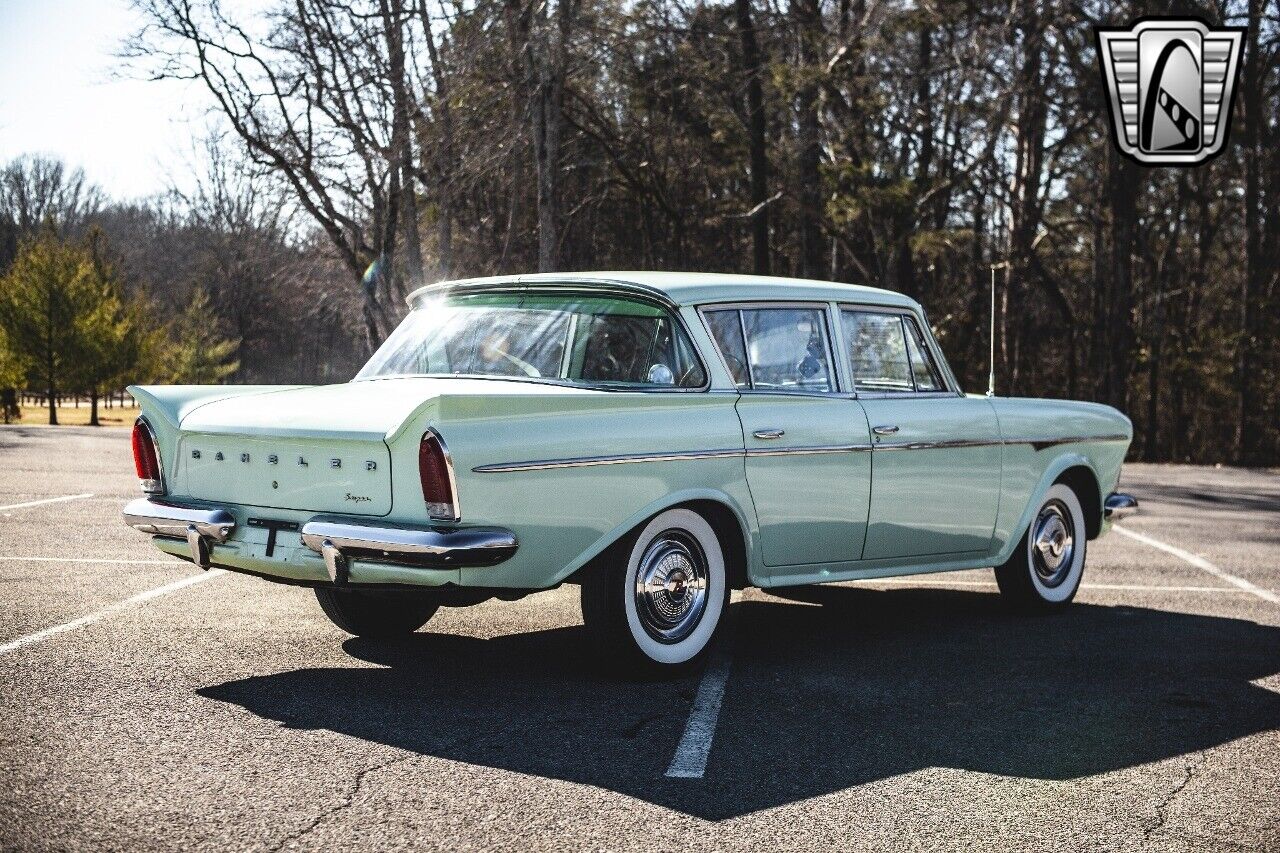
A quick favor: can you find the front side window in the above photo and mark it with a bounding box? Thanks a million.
[842,309,945,393]
[903,317,943,391]
[357,292,706,389]
[738,307,834,392]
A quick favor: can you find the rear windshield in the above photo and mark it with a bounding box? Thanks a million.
[356,291,707,389]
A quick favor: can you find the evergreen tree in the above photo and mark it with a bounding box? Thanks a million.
[0,231,94,424]
[0,325,22,423]
[71,228,162,425]
[166,288,240,384]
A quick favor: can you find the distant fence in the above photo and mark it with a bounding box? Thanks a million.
[16,391,135,408]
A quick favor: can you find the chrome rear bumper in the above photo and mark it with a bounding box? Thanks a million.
[300,516,518,583]
[123,498,237,569]
[122,498,518,582]
[1104,492,1139,520]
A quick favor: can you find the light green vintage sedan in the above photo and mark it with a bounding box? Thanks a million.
[124,272,1137,673]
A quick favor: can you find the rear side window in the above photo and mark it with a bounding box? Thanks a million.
[720,307,833,392]
[578,312,705,387]
[703,310,750,389]
[841,310,944,393]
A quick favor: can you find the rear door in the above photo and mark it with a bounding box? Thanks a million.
[837,307,1001,559]
[703,305,872,568]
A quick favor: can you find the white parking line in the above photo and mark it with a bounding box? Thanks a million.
[0,556,177,564]
[1113,525,1279,604]
[665,652,733,779]
[0,570,226,656]
[0,492,94,512]
[855,577,1246,594]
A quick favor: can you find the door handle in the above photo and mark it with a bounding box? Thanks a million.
[872,425,900,435]
[752,428,785,440]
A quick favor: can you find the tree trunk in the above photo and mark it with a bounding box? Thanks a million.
[1239,0,1263,463]
[1007,5,1047,397]
[793,0,823,279]
[90,389,100,427]
[1105,145,1138,413]
[533,62,559,271]
[528,0,570,273]
[419,0,456,278]
[735,0,770,275]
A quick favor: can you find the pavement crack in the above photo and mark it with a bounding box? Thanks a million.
[1143,750,1206,843]
[620,711,666,739]
[265,752,417,851]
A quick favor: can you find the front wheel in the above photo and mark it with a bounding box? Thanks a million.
[314,588,439,638]
[580,508,729,676]
[995,483,1087,611]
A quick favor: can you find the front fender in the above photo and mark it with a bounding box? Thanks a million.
[992,451,1099,566]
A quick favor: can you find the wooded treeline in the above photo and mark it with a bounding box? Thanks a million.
[0,151,365,424]
[12,0,1280,462]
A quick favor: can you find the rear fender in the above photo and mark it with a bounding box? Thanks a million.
[127,385,306,431]
[128,385,306,492]
[550,487,758,587]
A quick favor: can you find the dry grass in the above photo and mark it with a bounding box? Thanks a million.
[13,403,142,428]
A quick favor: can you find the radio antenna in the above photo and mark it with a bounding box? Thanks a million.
[987,262,1008,397]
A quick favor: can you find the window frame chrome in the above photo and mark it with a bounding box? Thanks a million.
[696,300,842,397]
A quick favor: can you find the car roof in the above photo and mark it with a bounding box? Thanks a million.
[406,271,920,311]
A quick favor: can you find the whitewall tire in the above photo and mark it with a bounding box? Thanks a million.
[581,508,729,675]
[995,483,1087,610]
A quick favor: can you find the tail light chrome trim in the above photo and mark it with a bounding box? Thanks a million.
[419,427,460,522]
[131,417,166,495]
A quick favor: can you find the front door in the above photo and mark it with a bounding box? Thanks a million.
[838,308,1001,560]
[703,306,872,567]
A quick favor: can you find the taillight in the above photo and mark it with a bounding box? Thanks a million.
[131,418,164,494]
[419,428,458,521]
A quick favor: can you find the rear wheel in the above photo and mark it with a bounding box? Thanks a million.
[581,508,729,676]
[314,588,439,638]
[995,483,1087,611]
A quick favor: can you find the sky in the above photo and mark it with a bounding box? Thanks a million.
[0,0,210,200]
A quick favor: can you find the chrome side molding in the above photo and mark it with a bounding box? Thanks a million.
[472,444,879,472]
[1104,492,1139,521]
[472,448,745,473]
[300,517,518,584]
[474,433,1133,471]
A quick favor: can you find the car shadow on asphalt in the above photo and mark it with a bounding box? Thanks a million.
[198,587,1280,820]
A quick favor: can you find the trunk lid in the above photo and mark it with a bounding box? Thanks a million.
[172,377,597,516]
[179,432,393,516]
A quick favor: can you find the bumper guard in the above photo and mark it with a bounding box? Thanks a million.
[1104,492,1139,521]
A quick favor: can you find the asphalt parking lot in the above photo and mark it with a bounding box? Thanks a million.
[1,425,1278,851]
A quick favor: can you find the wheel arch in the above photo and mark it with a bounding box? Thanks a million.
[562,489,754,590]
[1054,464,1103,540]
[994,452,1104,566]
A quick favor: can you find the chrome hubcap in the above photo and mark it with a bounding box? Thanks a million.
[1031,500,1075,587]
[634,530,709,644]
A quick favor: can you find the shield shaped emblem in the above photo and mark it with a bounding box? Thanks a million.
[1096,18,1245,165]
